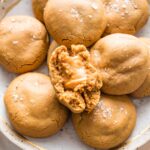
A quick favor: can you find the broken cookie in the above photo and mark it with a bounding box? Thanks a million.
[48,45,102,113]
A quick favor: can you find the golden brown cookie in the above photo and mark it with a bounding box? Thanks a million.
[47,40,59,65]
[131,38,150,98]
[72,94,136,149]
[48,45,102,113]
[102,0,149,35]
[32,0,48,22]
[90,33,149,95]
[44,0,107,48]
[0,16,49,74]
[4,73,68,138]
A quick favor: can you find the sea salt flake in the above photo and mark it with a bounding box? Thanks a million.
[11,18,16,22]
[124,0,129,4]
[112,4,118,9]
[30,99,35,104]
[88,15,92,18]
[12,94,23,102]
[102,108,112,118]
[13,94,19,101]
[32,35,37,39]
[121,12,125,17]
[91,3,98,10]
[125,111,128,115]
[12,41,19,44]
[107,24,110,27]
[98,101,112,119]
[125,10,129,14]
[34,81,39,86]
[133,4,138,9]
[114,120,118,124]
[70,8,83,22]
[122,4,127,9]
[71,8,80,18]
[120,107,124,112]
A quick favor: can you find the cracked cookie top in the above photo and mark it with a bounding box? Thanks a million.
[48,45,102,113]
[44,0,107,48]
[0,15,49,73]
[90,33,149,95]
[4,73,69,138]
[72,94,136,149]
[102,0,149,35]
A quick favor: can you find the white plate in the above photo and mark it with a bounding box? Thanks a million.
[0,0,150,150]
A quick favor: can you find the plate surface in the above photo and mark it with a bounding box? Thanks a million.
[0,0,150,150]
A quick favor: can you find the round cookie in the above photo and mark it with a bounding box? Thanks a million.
[44,0,107,48]
[90,33,149,95]
[32,0,48,22]
[72,94,136,149]
[102,0,149,35]
[131,38,150,98]
[0,16,49,74]
[47,40,59,65]
[4,73,68,138]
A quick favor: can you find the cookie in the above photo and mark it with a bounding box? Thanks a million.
[48,45,102,113]
[131,38,150,98]
[90,33,149,95]
[32,0,48,22]
[72,94,136,149]
[102,0,149,35]
[4,73,68,138]
[44,0,107,48]
[0,16,49,73]
[47,40,59,65]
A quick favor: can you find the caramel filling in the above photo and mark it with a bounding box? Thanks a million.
[62,55,87,89]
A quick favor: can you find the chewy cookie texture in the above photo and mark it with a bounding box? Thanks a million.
[48,45,102,113]
[4,73,68,138]
[0,16,49,74]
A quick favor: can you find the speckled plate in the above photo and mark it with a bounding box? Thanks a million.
[0,0,150,150]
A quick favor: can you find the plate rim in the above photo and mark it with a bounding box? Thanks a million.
[1,114,150,150]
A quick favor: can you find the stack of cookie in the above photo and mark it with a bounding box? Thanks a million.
[1,0,150,149]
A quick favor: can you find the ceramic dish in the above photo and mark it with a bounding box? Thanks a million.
[0,0,150,150]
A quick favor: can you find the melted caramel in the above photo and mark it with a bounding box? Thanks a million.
[64,55,87,89]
